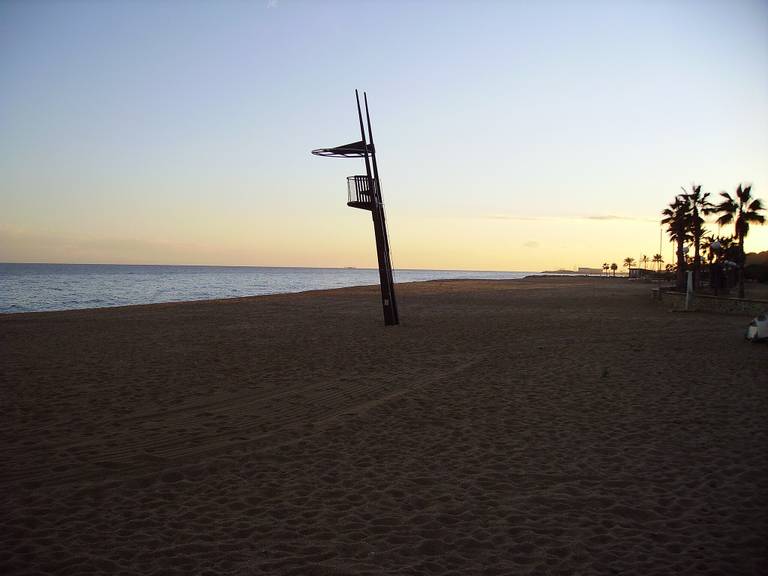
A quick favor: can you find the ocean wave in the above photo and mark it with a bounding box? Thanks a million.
[0,264,536,313]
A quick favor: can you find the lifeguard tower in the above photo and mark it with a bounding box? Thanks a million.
[312,91,399,326]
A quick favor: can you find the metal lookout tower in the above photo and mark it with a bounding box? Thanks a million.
[312,91,399,326]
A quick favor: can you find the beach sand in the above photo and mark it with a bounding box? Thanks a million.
[1,277,766,575]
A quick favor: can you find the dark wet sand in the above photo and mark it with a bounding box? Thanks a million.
[1,277,766,575]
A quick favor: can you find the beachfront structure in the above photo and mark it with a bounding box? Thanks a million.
[312,91,399,326]
[628,267,653,279]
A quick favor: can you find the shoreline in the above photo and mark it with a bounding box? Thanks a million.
[4,273,765,317]
[0,267,541,316]
[0,274,574,317]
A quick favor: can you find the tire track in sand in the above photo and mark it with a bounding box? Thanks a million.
[1,356,484,488]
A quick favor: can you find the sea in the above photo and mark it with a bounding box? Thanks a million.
[0,263,538,314]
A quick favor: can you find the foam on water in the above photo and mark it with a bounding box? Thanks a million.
[0,263,537,313]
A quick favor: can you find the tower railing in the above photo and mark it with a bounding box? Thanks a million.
[346,175,374,210]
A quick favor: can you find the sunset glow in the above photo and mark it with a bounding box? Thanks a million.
[2,1,766,270]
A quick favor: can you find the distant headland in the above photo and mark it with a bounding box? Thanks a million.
[540,267,603,275]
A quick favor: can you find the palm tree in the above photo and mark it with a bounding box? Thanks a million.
[701,235,716,263]
[623,257,635,275]
[681,185,714,288]
[701,235,733,263]
[640,255,649,270]
[610,262,618,277]
[602,262,609,276]
[661,196,691,290]
[714,184,766,298]
[652,253,664,272]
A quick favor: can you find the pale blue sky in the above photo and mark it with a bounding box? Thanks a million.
[1,0,766,269]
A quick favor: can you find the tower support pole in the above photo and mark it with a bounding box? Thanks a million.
[361,92,398,325]
[353,92,398,326]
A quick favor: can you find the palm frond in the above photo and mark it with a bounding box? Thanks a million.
[715,195,737,213]
[747,198,764,212]
[716,213,733,227]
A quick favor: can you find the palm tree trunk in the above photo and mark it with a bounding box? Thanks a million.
[738,232,745,299]
[693,233,701,290]
[676,240,685,290]
[738,267,745,299]
[692,210,700,290]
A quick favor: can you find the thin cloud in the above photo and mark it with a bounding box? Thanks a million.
[482,214,658,223]
[484,215,545,221]
[583,214,658,222]
[0,227,250,264]
[523,241,539,248]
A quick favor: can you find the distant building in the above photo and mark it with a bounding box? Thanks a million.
[628,267,655,279]
[541,267,603,275]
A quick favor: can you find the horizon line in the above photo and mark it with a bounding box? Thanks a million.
[0,261,549,274]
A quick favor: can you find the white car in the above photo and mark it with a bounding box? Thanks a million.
[746,313,768,342]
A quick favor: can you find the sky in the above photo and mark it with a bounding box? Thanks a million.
[1,0,767,271]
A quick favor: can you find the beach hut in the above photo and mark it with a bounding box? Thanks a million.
[312,91,399,326]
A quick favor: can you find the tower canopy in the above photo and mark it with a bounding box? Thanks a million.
[311,140,374,158]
